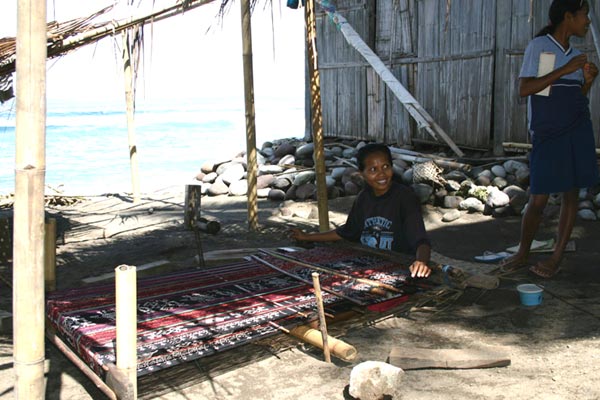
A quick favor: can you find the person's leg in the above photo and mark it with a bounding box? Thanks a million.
[500,193,549,271]
[531,189,578,277]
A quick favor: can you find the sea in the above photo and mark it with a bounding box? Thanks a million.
[0,96,304,196]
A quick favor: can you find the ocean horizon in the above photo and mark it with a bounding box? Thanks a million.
[0,96,304,196]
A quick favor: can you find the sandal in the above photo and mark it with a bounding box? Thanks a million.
[498,255,529,273]
[529,261,561,279]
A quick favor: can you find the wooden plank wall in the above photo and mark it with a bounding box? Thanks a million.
[317,0,600,154]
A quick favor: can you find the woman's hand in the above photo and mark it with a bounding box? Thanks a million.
[409,260,431,278]
[563,54,588,75]
[584,62,599,84]
[289,228,307,241]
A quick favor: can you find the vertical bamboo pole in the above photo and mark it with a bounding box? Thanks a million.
[305,0,330,231]
[123,29,141,204]
[14,0,47,396]
[240,0,259,231]
[44,218,56,292]
[311,272,331,363]
[115,264,137,398]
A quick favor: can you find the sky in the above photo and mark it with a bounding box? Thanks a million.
[0,0,306,106]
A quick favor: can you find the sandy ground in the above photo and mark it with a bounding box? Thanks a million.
[1,187,599,399]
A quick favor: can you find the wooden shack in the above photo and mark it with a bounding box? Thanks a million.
[315,0,600,154]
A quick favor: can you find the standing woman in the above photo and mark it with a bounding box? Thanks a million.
[501,0,599,277]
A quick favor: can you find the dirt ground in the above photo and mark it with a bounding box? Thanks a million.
[1,187,599,399]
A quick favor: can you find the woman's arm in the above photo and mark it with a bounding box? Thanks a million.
[289,227,342,242]
[519,53,588,97]
[582,62,599,95]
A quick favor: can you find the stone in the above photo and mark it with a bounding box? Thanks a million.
[285,185,298,200]
[207,177,229,196]
[257,188,271,198]
[491,165,507,178]
[579,200,594,210]
[445,180,461,192]
[260,147,274,158]
[491,176,508,190]
[503,160,529,174]
[443,195,464,209]
[402,169,414,184]
[328,185,341,199]
[442,209,462,222]
[412,183,434,204]
[515,168,530,186]
[492,205,513,218]
[273,142,296,158]
[486,187,510,208]
[293,170,316,186]
[202,172,218,184]
[278,154,296,166]
[273,177,292,191]
[201,161,216,174]
[594,193,600,208]
[267,188,286,201]
[229,179,248,196]
[344,181,360,196]
[299,158,314,168]
[329,146,343,157]
[325,175,336,188]
[467,185,490,202]
[392,158,409,169]
[331,167,346,180]
[342,147,357,158]
[295,143,314,159]
[296,183,316,200]
[478,169,494,179]
[258,164,284,174]
[578,209,597,221]
[445,170,468,182]
[220,163,246,185]
[475,175,491,186]
[261,141,273,150]
[459,197,485,213]
[290,203,319,220]
[348,361,404,400]
[504,185,528,214]
[257,174,275,189]
[195,171,205,181]
[392,164,405,177]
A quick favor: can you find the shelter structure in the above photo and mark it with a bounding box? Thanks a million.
[314,0,600,154]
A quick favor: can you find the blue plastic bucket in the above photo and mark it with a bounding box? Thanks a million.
[517,284,543,306]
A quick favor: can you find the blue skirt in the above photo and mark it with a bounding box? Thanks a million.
[529,118,599,194]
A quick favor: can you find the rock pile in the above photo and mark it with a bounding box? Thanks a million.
[193,138,600,222]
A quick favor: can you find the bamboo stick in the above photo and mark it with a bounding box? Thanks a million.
[504,141,600,155]
[240,0,259,231]
[311,272,331,363]
[305,0,330,232]
[289,325,357,362]
[115,265,137,398]
[13,0,47,396]
[44,218,56,292]
[259,249,401,295]
[46,326,117,400]
[122,29,141,204]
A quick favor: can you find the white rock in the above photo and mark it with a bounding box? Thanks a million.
[459,197,485,212]
[578,209,597,221]
[486,187,510,208]
[257,188,271,198]
[348,361,404,400]
[228,179,248,196]
[202,172,218,183]
[442,209,462,222]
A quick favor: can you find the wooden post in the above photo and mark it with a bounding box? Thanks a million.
[44,218,56,292]
[184,183,202,229]
[115,265,137,398]
[311,272,331,363]
[305,0,330,232]
[240,0,259,231]
[14,0,47,397]
[123,29,141,204]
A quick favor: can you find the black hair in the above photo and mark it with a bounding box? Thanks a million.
[536,0,588,37]
[356,143,392,171]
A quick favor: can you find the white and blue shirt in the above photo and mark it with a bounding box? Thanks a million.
[520,34,589,139]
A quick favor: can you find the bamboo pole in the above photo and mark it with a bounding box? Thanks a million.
[240,0,259,231]
[123,29,141,203]
[289,325,357,361]
[44,218,56,292]
[305,0,330,232]
[115,265,137,398]
[13,0,47,397]
[311,272,331,363]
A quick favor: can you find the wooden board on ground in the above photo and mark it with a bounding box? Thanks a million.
[387,347,511,370]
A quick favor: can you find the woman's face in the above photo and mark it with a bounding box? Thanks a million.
[568,5,591,38]
[360,151,393,196]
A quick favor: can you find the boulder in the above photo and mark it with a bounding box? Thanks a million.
[273,142,296,158]
[257,174,275,189]
[220,163,246,185]
[207,177,229,196]
[442,209,462,222]
[348,361,404,400]
[267,188,286,201]
[202,172,218,184]
[296,183,316,200]
[295,143,314,159]
[412,183,434,204]
[229,179,248,196]
[293,170,316,186]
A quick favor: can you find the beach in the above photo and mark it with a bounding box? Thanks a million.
[1,187,600,399]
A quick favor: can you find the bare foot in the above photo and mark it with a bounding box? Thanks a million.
[499,254,529,273]
[529,257,561,279]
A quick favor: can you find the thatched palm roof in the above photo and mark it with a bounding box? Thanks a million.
[0,0,263,102]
